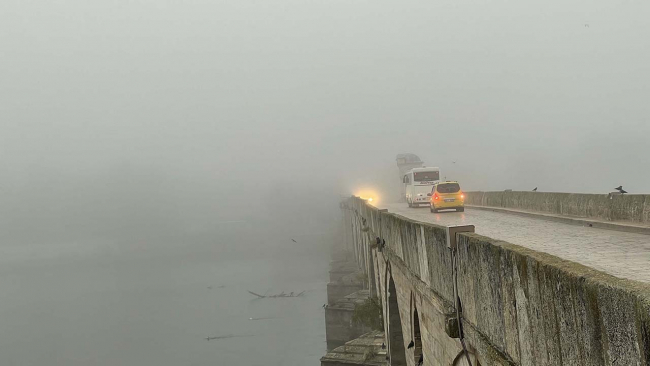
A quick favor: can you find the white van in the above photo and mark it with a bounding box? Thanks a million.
[403,167,440,207]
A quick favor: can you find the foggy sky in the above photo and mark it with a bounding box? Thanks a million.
[2,0,650,228]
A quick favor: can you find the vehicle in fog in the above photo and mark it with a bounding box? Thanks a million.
[396,153,424,201]
[403,167,440,207]
[428,181,465,213]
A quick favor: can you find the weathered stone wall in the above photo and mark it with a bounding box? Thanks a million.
[465,191,650,223]
[321,330,388,366]
[327,272,365,305]
[325,307,369,350]
[344,197,650,366]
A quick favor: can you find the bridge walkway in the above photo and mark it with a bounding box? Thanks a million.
[379,202,650,283]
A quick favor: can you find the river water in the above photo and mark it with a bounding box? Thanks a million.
[0,221,331,365]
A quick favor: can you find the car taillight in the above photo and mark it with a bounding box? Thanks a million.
[460,192,464,199]
[433,193,440,200]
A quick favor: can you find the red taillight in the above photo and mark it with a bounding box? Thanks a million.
[433,193,440,200]
[460,192,465,199]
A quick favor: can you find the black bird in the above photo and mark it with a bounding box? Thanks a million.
[620,189,628,194]
[381,342,386,350]
[407,340,414,349]
[291,239,297,243]
[532,187,538,192]
[417,353,423,366]
[615,186,623,191]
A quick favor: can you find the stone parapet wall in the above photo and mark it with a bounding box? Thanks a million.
[344,196,650,366]
[465,191,650,223]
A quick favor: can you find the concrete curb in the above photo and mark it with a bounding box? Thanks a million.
[466,205,650,236]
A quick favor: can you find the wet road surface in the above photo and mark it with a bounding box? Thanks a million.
[379,203,650,283]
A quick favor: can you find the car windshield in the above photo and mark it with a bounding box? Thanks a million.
[436,183,460,193]
[413,171,439,182]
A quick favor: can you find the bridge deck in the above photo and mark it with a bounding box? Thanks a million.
[379,203,650,283]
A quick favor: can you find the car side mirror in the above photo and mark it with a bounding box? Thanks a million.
[427,193,432,196]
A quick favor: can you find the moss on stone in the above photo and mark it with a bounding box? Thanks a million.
[352,297,383,331]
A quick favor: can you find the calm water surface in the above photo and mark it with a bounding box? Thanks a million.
[0,223,330,365]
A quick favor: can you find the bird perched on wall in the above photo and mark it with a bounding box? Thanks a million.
[532,187,538,192]
[381,342,386,350]
[615,186,628,194]
[407,340,414,349]
[417,353,423,366]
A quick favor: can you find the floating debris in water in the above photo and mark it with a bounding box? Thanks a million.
[205,334,254,341]
[247,290,305,298]
[248,317,278,321]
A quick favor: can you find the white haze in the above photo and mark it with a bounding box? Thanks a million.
[1,1,649,365]
[2,0,650,212]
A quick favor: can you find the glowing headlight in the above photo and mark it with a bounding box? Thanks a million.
[355,189,379,205]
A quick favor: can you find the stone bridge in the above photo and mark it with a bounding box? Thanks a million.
[337,195,650,366]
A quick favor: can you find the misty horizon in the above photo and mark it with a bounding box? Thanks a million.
[1,0,648,364]
[3,0,649,205]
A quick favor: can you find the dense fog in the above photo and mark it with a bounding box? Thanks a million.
[1,0,648,364]
[3,1,649,223]
[3,1,650,239]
